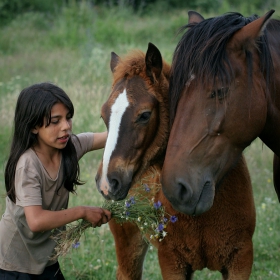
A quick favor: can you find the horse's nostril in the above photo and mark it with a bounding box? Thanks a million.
[204,181,211,187]
[111,179,119,192]
[177,181,193,202]
[178,183,187,198]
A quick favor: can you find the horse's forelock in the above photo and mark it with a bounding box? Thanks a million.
[113,50,147,84]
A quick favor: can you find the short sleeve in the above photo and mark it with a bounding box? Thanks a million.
[15,166,42,207]
[72,133,94,160]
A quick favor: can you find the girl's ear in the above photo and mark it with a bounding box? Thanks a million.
[32,127,38,134]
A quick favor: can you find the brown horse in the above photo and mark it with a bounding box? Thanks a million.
[95,43,255,279]
[161,10,280,216]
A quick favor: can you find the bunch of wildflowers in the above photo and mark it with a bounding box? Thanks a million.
[50,219,91,260]
[50,168,178,259]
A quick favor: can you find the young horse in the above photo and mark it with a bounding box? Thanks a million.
[95,43,255,279]
[161,10,280,216]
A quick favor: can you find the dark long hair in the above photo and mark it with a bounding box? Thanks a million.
[170,12,273,122]
[5,82,83,203]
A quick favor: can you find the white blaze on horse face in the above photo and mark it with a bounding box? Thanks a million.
[100,89,129,195]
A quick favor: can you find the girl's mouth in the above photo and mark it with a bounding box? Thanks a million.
[58,135,69,143]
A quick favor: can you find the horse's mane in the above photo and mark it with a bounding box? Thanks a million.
[169,12,274,122]
[113,50,146,83]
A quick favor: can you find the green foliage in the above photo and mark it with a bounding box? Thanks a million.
[48,1,96,49]
[1,0,278,28]
[0,0,64,25]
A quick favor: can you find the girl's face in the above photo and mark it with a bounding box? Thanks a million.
[33,103,72,152]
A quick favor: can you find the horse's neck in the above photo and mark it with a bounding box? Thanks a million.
[259,26,280,156]
[260,68,280,156]
[258,107,280,157]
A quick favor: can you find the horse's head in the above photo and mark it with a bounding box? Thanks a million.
[96,43,170,200]
[161,10,274,216]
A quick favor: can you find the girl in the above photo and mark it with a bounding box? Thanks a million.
[0,82,111,279]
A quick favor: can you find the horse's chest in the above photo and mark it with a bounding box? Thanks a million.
[161,219,231,271]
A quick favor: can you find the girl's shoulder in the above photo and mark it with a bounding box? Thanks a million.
[16,148,41,172]
[72,133,94,159]
[72,132,94,145]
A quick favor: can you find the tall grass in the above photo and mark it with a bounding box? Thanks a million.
[0,2,280,279]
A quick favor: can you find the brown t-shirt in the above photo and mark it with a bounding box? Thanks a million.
[0,133,95,274]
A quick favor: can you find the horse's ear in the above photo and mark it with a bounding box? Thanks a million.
[228,10,274,50]
[188,11,204,24]
[110,52,120,73]
[145,42,162,83]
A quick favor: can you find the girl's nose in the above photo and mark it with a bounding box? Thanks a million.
[62,119,72,130]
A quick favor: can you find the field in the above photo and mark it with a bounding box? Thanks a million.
[0,2,280,279]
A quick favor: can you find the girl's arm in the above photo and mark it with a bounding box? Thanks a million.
[24,205,111,232]
[91,131,108,150]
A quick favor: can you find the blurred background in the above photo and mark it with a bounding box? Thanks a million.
[0,0,280,279]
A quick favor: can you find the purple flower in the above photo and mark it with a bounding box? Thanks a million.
[153,201,162,210]
[163,217,168,223]
[125,201,131,208]
[143,184,150,192]
[157,223,164,231]
[72,242,80,249]
[170,216,178,223]
[129,196,136,204]
[125,211,130,216]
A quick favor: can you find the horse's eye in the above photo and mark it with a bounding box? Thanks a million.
[137,112,151,123]
[210,87,229,100]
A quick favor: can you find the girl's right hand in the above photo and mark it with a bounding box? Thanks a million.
[24,205,112,232]
[83,206,112,227]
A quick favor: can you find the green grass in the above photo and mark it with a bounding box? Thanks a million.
[1,3,280,279]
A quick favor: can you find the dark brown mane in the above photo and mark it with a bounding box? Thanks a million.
[169,12,274,122]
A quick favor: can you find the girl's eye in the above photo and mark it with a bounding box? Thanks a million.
[210,87,229,100]
[137,112,151,124]
[51,120,59,124]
